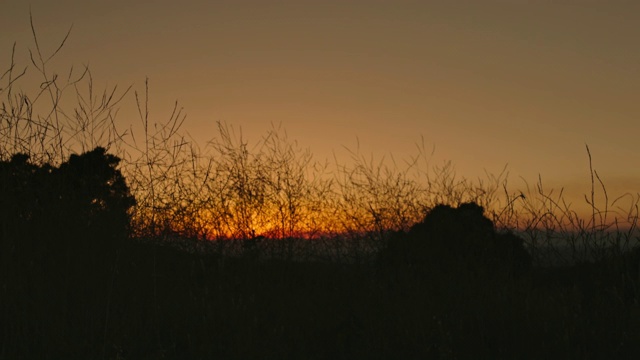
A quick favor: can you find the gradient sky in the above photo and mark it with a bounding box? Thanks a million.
[2,0,639,213]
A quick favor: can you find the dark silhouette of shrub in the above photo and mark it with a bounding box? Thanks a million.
[57,147,135,244]
[1,148,134,256]
[0,147,135,294]
[379,202,531,282]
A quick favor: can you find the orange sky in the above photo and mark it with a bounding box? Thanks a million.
[2,0,639,219]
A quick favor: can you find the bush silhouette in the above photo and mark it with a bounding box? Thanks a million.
[0,147,135,277]
[380,202,532,282]
[57,148,135,236]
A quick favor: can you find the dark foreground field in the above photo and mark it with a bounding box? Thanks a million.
[2,231,640,360]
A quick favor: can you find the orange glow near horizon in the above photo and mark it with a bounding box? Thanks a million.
[129,191,639,242]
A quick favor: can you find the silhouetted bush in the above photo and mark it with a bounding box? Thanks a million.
[0,147,134,268]
[379,202,532,282]
[58,148,135,240]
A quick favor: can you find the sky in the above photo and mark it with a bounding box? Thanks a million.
[2,0,639,215]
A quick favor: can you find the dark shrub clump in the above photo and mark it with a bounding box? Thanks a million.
[379,202,532,282]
